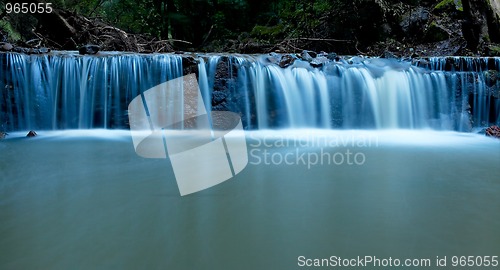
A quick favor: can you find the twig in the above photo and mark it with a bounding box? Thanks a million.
[355,39,366,55]
[292,37,353,43]
[26,38,42,47]
[167,39,192,45]
[200,24,214,47]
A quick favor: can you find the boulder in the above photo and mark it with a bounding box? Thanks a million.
[300,50,316,62]
[310,56,329,67]
[317,51,328,57]
[327,52,338,61]
[79,44,100,55]
[0,42,13,51]
[26,130,37,137]
[278,54,296,68]
[266,52,281,65]
[424,21,451,42]
[484,70,498,87]
[38,47,51,54]
[485,125,500,138]
[181,55,198,75]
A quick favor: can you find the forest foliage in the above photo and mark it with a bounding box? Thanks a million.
[1,0,499,54]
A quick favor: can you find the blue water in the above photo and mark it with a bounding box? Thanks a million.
[1,130,499,269]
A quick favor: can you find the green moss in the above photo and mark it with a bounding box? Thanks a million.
[434,0,463,12]
[487,45,500,56]
[250,24,285,40]
[0,21,21,41]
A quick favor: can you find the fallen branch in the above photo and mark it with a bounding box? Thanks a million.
[167,39,193,45]
[292,37,353,43]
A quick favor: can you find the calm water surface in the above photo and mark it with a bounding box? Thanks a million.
[1,130,499,269]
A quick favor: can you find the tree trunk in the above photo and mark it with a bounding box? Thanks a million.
[462,0,489,50]
[485,0,500,42]
[462,0,500,50]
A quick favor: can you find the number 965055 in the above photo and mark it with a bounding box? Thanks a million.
[5,3,53,14]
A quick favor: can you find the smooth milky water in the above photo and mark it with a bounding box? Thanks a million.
[0,130,499,269]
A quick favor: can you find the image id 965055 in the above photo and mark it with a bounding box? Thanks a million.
[5,2,53,14]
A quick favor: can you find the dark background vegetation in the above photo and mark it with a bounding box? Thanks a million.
[1,0,500,55]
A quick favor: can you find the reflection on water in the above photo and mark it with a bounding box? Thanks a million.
[1,130,499,269]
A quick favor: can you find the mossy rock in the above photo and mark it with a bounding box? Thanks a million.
[434,0,463,12]
[486,44,500,56]
[424,21,450,42]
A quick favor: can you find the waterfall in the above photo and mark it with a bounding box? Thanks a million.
[0,52,498,131]
[0,52,182,130]
[231,56,498,130]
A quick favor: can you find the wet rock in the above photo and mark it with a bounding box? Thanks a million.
[11,46,51,54]
[79,44,100,55]
[26,130,37,137]
[306,51,317,58]
[212,91,227,104]
[266,52,281,64]
[0,42,13,51]
[327,52,338,61]
[0,131,6,139]
[485,125,500,138]
[317,51,328,57]
[12,47,28,54]
[278,54,296,68]
[484,70,499,87]
[181,55,198,75]
[412,58,431,69]
[310,56,329,67]
[301,50,315,62]
[38,47,51,54]
[211,58,237,111]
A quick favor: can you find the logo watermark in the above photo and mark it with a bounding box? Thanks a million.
[128,74,248,196]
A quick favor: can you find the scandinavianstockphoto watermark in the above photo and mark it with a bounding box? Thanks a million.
[247,132,379,169]
[128,74,248,196]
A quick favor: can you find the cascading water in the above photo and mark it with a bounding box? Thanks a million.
[425,57,500,129]
[197,55,221,115]
[0,52,498,131]
[0,52,182,130]
[220,55,498,130]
